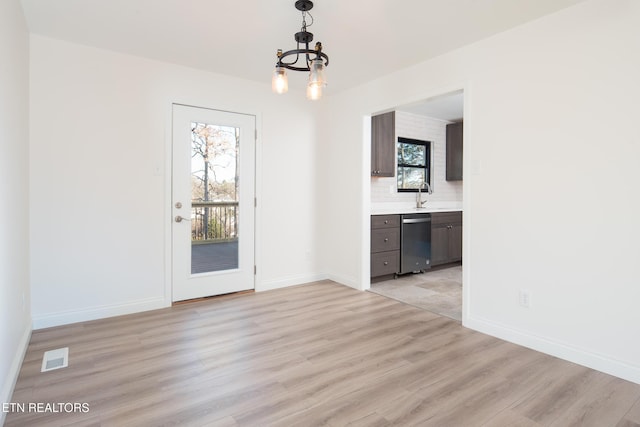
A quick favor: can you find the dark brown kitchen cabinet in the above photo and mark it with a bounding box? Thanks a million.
[371,214,400,278]
[431,211,462,266]
[371,112,395,177]
[446,121,463,181]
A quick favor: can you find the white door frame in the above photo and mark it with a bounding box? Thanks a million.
[361,83,469,324]
[164,102,261,304]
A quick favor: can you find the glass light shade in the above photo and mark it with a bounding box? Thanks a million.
[306,83,322,100]
[272,66,288,94]
[308,58,327,88]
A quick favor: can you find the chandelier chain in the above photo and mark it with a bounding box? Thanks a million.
[301,11,314,33]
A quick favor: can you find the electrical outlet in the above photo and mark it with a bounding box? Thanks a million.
[519,290,531,308]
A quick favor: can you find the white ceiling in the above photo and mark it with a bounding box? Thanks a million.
[397,91,465,122]
[20,0,586,94]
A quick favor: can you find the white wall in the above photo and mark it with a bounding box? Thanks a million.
[371,111,463,206]
[21,0,640,388]
[0,0,31,420]
[319,0,640,384]
[29,36,322,328]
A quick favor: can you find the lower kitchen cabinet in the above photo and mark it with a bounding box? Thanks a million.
[370,214,400,278]
[371,251,400,277]
[431,211,462,266]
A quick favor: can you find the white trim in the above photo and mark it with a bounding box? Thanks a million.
[166,100,262,302]
[466,314,640,385]
[32,297,167,330]
[253,113,264,298]
[461,85,472,327]
[325,272,361,291]
[257,273,328,292]
[361,115,372,291]
[164,101,174,307]
[0,324,31,426]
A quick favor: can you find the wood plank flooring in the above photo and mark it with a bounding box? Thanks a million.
[6,281,640,426]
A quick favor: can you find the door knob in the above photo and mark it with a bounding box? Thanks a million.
[175,216,189,223]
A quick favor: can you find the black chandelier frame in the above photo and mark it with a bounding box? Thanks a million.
[275,0,329,72]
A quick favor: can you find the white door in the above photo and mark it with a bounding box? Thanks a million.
[172,104,255,302]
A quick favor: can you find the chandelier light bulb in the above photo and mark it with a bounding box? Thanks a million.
[306,82,322,100]
[272,66,288,94]
[308,58,327,88]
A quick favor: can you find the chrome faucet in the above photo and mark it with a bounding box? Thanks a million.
[416,182,432,208]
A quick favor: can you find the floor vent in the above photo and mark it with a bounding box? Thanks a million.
[41,347,69,372]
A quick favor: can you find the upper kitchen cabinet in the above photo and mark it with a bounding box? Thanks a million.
[371,112,395,177]
[446,121,463,181]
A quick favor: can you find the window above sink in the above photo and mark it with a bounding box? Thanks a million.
[397,137,431,192]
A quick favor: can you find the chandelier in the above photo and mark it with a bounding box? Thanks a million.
[271,0,329,100]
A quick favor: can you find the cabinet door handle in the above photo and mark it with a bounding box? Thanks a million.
[384,238,389,242]
[384,220,388,224]
[383,261,388,265]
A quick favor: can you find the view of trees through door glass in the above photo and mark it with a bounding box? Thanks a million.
[190,122,240,274]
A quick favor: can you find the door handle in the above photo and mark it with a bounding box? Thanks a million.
[402,218,431,224]
[175,216,189,223]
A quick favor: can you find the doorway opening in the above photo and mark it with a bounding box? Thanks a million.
[368,90,464,322]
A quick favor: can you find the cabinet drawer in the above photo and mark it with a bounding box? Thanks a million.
[371,214,400,229]
[431,211,462,226]
[371,251,399,277]
[371,228,400,253]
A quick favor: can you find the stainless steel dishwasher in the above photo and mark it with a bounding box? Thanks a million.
[400,213,431,274]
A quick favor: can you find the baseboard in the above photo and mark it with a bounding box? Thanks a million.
[257,273,329,292]
[32,297,168,330]
[324,273,361,290]
[465,315,640,385]
[1,324,31,426]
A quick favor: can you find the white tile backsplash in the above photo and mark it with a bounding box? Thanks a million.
[371,111,462,209]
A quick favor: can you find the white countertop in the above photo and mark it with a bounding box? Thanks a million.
[371,202,462,215]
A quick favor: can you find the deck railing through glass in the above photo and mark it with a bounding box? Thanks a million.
[191,201,238,243]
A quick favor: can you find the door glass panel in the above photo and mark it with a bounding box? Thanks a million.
[190,122,239,274]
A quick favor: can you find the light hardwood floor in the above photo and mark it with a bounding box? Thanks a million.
[7,281,640,426]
